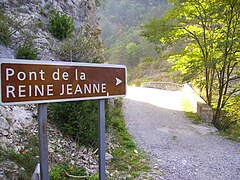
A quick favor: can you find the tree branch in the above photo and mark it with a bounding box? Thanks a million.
[182,27,206,59]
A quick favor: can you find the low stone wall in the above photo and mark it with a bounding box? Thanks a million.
[197,102,213,125]
[183,84,213,125]
[141,82,214,125]
[141,82,184,91]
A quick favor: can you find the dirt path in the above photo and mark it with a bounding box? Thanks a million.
[123,86,240,180]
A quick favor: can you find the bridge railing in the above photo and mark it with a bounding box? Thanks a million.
[141,82,184,91]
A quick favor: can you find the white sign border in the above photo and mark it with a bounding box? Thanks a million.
[0,58,127,105]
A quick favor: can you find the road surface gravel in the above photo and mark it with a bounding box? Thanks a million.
[123,86,240,180]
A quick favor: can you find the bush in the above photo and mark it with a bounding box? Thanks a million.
[50,164,86,180]
[16,43,39,60]
[58,32,94,62]
[49,10,74,40]
[0,9,10,45]
[218,95,240,140]
[56,27,103,63]
[48,100,110,147]
[3,136,39,179]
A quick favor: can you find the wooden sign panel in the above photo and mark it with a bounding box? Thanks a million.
[0,59,127,105]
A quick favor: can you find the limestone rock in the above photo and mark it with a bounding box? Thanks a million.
[11,106,33,128]
[0,168,7,180]
[0,107,11,120]
[31,163,40,180]
[0,0,102,178]
[0,117,9,130]
[1,130,8,136]
[1,0,102,61]
[0,161,19,179]
[0,44,14,59]
[106,152,113,161]
[0,136,8,146]
[12,122,23,132]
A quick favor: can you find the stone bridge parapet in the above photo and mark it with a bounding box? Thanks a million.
[141,82,184,91]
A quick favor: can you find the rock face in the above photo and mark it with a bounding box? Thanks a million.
[0,1,103,179]
[0,104,100,179]
[0,0,102,61]
[0,106,34,150]
[0,105,36,179]
[0,44,14,59]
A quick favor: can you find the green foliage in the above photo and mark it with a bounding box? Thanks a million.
[107,98,151,178]
[99,0,169,39]
[126,42,139,66]
[50,164,86,180]
[104,27,159,67]
[57,27,103,63]
[35,20,44,29]
[49,10,74,40]
[129,57,171,85]
[142,0,240,126]
[48,100,109,147]
[2,136,39,179]
[48,98,152,178]
[99,0,171,89]
[99,0,169,68]
[0,9,10,45]
[16,43,39,60]
[40,8,48,17]
[7,150,38,178]
[218,95,240,140]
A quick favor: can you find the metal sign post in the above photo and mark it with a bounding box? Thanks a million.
[0,59,127,179]
[0,59,126,105]
[98,99,106,180]
[38,103,49,180]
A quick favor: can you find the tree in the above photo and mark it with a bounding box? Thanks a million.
[126,42,140,66]
[141,0,240,125]
[98,0,170,80]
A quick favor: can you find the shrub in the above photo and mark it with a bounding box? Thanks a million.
[16,43,39,60]
[49,10,74,40]
[50,164,86,180]
[3,136,39,179]
[56,27,103,63]
[58,32,93,62]
[48,100,110,147]
[36,20,44,29]
[0,9,10,45]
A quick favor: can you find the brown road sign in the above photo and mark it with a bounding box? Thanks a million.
[0,59,127,105]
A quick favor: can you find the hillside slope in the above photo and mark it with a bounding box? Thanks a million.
[0,0,102,61]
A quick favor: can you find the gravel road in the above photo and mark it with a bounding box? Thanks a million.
[123,86,240,180]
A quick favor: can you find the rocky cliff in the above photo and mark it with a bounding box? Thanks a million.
[0,0,102,61]
[0,0,103,179]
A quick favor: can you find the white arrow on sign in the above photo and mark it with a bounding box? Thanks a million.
[116,77,122,86]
